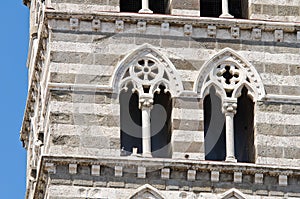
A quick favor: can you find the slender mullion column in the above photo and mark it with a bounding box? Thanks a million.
[139,94,153,157]
[220,0,233,18]
[222,98,237,162]
[139,0,153,13]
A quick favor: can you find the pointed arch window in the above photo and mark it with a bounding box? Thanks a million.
[195,48,265,163]
[115,45,183,158]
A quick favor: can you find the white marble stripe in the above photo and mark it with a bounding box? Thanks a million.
[256,157,300,167]
[50,41,300,66]
[173,108,203,121]
[53,3,119,13]
[50,124,120,137]
[50,63,115,76]
[172,130,204,142]
[50,101,120,115]
[256,134,300,148]
[256,112,300,125]
[260,73,300,86]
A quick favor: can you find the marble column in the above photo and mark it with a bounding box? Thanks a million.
[222,98,237,162]
[220,0,233,18]
[139,0,153,13]
[139,94,153,157]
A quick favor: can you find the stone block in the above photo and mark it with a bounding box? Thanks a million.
[211,171,219,182]
[187,170,196,181]
[115,166,123,177]
[161,23,170,34]
[255,173,264,184]
[161,168,170,179]
[115,20,124,32]
[91,165,100,176]
[108,181,125,188]
[297,31,300,42]
[137,166,146,179]
[69,164,77,174]
[137,21,146,33]
[274,30,283,42]
[45,162,56,174]
[262,5,277,15]
[231,27,240,39]
[279,175,288,186]
[92,19,101,31]
[207,25,216,38]
[252,28,262,40]
[184,24,193,36]
[70,18,79,30]
[234,172,242,183]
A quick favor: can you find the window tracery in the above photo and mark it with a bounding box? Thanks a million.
[114,44,183,157]
[195,48,265,162]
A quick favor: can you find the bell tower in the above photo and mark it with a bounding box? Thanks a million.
[22,0,300,198]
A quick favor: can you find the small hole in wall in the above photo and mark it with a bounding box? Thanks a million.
[185,154,189,159]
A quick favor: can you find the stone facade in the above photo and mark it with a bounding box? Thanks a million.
[21,0,300,198]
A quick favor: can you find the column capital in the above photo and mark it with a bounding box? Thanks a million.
[139,93,153,109]
[222,98,237,115]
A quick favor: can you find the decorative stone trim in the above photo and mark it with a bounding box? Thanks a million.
[207,25,217,38]
[44,162,56,174]
[91,165,100,176]
[211,170,220,182]
[137,21,147,33]
[234,171,243,183]
[274,29,283,42]
[161,168,170,179]
[137,166,146,178]
[187,170,196,181]
[278,175,288,186]
[70,18,79,30]
[115,165,123,177]
[161,22,170,33]
[69,163,77,174]
[252,28,262,40]
[115,20,124,32]
[254,173,264,184]
[91,19,101,31]
[184,24,193,36]
[231,27,240,39]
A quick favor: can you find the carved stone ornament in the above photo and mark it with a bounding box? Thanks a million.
[195,48,265,101]
[112,44,184,97]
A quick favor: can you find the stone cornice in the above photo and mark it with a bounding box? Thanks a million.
[45,10,300,32]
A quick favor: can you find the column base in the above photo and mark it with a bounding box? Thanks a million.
[138,8,153,14]
[225,156,237,162]
[219,13,234,18]
[142,152,152,158]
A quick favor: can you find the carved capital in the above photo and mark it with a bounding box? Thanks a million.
[139,94,153,109]
[222,98,237,115]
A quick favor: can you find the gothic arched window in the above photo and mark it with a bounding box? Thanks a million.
[114,44,183,158]
[195,48,265,163]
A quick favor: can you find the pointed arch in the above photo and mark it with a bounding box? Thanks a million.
[112,43,184,97]
[194,48,265,101]
[128,184,165,199]
[219,188,247,199]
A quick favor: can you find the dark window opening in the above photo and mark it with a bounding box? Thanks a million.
[204,87,226,161]
[200,0,248,18]
[120,0,142,13]
[120,89,142,155]
[234,87,255,163]
[149,0,170,14]
[151,86,172,158]
[120,0,170,14]
[229,0,248,19]
[200,0,222,17]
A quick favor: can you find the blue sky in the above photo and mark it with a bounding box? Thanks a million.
[0,1,29,198]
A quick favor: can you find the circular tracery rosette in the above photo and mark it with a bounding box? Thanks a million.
[129,57,164,85]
